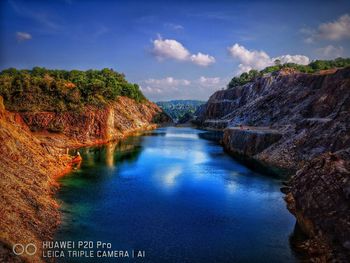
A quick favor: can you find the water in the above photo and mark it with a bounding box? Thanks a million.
[55,127,297,263]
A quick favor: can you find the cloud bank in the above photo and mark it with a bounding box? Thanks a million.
[144,77,191,87]
[140,76,225,101]
[303,14,350,43]
[190,53,216,67]
[316,45,344,59]
[228,43,310,74]
[152,37,215,67]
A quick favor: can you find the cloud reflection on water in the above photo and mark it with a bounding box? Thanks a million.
[155,165,183,189]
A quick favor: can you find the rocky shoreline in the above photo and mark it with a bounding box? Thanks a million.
[285,149,350,261]
[0,96,169,262]
[196,68,350,261]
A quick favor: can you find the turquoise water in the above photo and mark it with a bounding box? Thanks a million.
[55,127,297,263]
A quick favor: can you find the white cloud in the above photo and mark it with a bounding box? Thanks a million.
[197,76,221,86]
[140,76,225,101]
[303,14,350,42]
[273,54,310,65]
[144,77,191,86]
[315,45,344,59]
[228,43,271,73]
[228,43,310,74]
[153,38,190,61]
[190,53,216,66]
[16,31,32,41]
[140,86,163,94]
[164,23,184,31]
[152,37,215,67]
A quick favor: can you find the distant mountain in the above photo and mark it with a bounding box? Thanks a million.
[156,100,205,123]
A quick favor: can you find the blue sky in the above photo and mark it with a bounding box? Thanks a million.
[1,0,350,101]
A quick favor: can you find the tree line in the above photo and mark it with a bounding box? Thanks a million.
[0,67,146,112]
[227,57,350,89]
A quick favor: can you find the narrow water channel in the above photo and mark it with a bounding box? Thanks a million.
[55,127,297,263]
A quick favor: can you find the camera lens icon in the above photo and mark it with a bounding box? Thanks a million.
[13,243,37,256]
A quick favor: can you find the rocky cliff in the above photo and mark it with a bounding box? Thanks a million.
[0,96,73,263]
[285,149,350,261]
[19,96,169,149]
[197,67,350,260]
[0,96,169,262]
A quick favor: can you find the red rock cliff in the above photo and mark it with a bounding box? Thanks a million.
[0,96,73,263]
[19,96,169,148]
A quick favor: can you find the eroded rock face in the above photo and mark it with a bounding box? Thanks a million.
[19,96,169,148]
[197,68,350,260]
[198,68,350,170]
[285,150,350,261]
[223,127,282,156]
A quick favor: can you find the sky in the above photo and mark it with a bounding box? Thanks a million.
[1,0,350,101]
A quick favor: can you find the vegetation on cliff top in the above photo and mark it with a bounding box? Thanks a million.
[0,67,146,112]
[227,57,350,89]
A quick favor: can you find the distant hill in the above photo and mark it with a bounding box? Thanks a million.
[156,100,205,123]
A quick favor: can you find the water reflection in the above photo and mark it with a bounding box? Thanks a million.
[105,143,116,168]
[76,136,144,169]
[142,131,167,137]
[56,127,297,263]
[226,181,237,194]
[198,130,223,141]
[192,150,208,164]
[157,165,183,188]
[81,147,96,167]
[165,132,199,139]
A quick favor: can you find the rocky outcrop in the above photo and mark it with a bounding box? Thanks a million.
[197,67,350,260]
[223,127,282,156]
[285,150,350,261]
[19,96,170,149]
[198,68,350,170]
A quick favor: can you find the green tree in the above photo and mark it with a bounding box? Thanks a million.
[274,59,281,66]
[0,67,147,112]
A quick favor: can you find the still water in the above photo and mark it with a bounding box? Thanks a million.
[55,127,297,263]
